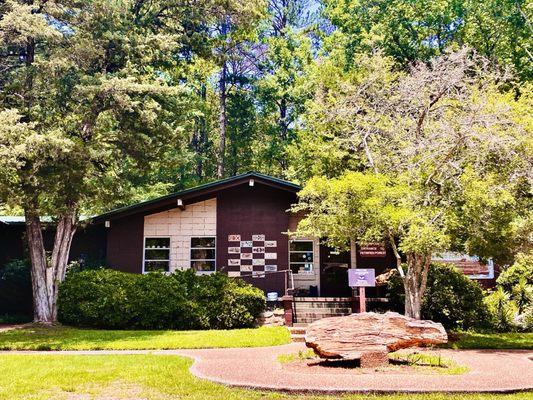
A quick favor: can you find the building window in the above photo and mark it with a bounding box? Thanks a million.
[289,240,314,274]
[144,237,170,272]
[191,237,216,273]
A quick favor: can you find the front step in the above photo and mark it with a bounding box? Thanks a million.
[293,297,354,324]
[288,325,308,342]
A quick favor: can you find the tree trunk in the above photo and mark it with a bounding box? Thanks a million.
[403,253,431,319]
[24,205,78,323]
[217,59,227,178]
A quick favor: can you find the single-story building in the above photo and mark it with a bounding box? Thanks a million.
[1,172,497,307]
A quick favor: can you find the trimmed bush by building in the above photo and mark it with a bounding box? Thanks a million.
[58,269,266,330]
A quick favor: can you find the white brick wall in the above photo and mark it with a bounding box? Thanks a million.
[144,198,217,272]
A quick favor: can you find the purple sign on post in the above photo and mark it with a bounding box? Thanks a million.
[348,268,376,287]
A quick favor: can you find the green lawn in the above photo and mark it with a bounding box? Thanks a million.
[0,353,531,400]
[0,325,291,350]
[448,332,533,350]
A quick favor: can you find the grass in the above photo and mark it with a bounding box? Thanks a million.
[0,353,531,400]
[0,324,291,350]
[389,351,469,375]
[277,349,317,363]
[448,332,533,350]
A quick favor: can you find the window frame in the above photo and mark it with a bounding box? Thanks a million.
[190,236,216,275]
[289,240,314,274]
[143,236,171,273]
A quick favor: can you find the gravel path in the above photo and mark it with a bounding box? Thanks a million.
[1,344,532,393]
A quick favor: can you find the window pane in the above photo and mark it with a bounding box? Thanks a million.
[290,264,300,274]
[191,237,215,248]
[191,260,216,272]
[145,260,169,272]
[191,248,215,260]
[289,252,313,263]
[290,262,314,274]
[145,249,170,260]
[290,241,313,252]
[145,238,170,248]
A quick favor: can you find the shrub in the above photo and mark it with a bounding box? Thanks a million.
[484,287,518,332]
[387,263,489,330]
[0,259,32,317]
[58,269,266,330]
[497,252,533,293]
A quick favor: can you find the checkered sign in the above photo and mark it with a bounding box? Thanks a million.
[227,234,277,278]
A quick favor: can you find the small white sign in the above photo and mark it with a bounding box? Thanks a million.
[228,259,240,266]
[348,268,376,287]
[228,271,241,277]
[240,253,253,260]
[252,258,265,266]
[228,234,241,242]
[265,252,277,260]
[240,241,253,248]
[240,264,253,272]
[228,247,240,254]
[252,234,265,241]
[252,247,265,253]
[252,271,265,278]
[265,240,277,247]
[265,265,277,272]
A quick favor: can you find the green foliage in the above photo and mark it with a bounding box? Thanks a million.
[387,263,489,330]
[0,259,32,317]
[497,253,533,293]
[484,287,518,332]
[58,269,266,330]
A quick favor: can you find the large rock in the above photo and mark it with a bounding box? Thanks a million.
[305,312,447,367]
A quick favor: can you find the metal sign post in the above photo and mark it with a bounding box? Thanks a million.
[348,268,376,313]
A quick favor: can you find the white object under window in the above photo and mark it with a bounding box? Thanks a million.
[190,237,216,273]
[144,237,170,272]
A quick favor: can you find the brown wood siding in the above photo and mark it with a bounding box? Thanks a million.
[217,184,296,295]
[106,215,144,273]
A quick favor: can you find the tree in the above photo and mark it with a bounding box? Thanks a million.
[291,49,531,318]
[321,0,532,82]
[0,0,188,322]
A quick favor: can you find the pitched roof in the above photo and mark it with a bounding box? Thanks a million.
[92,171,301,222]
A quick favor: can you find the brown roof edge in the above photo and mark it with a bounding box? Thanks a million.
[92,172,301,223]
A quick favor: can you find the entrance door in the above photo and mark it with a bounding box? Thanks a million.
[320,245,352,297]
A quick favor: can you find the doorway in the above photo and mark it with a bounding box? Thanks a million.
[319,244,352,297]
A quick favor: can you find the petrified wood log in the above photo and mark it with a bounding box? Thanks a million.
[305,312,447,368]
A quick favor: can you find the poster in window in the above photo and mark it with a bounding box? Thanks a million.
[265,240,277,248]
[252,234,265,241]
[228,247,240,254]
[228,234,241,242]
[265,252,277,260]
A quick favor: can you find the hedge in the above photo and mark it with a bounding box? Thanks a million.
[58,269,266,330]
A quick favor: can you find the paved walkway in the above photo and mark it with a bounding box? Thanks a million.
[2,344,532,393]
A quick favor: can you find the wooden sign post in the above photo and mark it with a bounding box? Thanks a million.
[348,268,375,314]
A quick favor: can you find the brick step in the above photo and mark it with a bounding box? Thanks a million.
[294,297,353,302]
[296,313,350,321]
[294,307,353,314]
[288,327,306,335]
[294,302,352,309]
[292,322,308,328]
[291,333,306,342]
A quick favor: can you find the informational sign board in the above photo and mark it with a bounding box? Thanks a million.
[358,243,386,258]
[348,268,376,287]
[431,252,494,280]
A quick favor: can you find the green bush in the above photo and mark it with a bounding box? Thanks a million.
[58,269,266,330]
[497,252,533,293]
[387,263,489,330]
[484,287,518,332]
